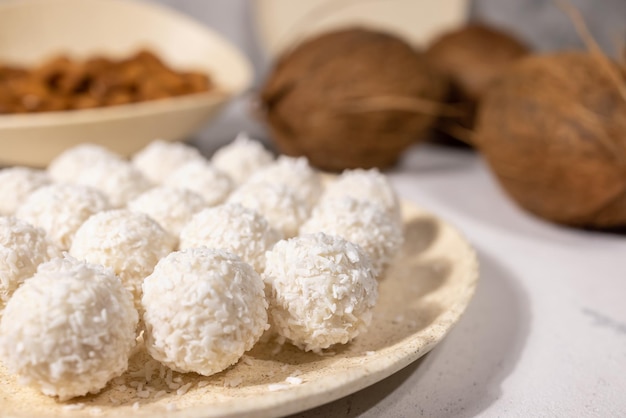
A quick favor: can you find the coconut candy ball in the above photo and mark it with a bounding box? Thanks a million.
[263,233,378,352]
[142,248,268,376]
[70,209,177,302]
[165,160,234,206]
[0,256,138,400]
[321,168,401,223]
[48,143,123,183]
[0,167,51,216]
[132,139,205,184]
[16,183,110,250]
[128,186,206,236]
[0,217,59,312]
[211,133,274,185]
[246,155,323,209]
[227,181,309,238]
[300,197,403,277]
[179,203,281,273]
[76,159,152,208]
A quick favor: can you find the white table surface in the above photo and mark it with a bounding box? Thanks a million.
[193,97,626,417]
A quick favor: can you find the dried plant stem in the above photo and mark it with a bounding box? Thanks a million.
[556,0,626,102]
[440,123,475,146]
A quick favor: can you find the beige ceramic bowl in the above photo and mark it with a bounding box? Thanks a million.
[0,0,252,167]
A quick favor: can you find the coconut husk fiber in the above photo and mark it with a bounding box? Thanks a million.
[260,27,448,171]
[475,51,626,227]
[425,24,529,145]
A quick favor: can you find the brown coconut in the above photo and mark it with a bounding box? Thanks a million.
[260,27,448,171]
[425,24,529,142]
[475,51,626,227]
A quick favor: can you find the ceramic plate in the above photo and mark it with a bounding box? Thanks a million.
[0,201,478,417]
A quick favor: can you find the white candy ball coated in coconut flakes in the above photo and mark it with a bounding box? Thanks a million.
[0,256,138,400]
[263,233,378,353]
[76,159,152,208]
[179,203,281,273]
[322,168,401,222]
[0,217,60,311]
[212,133,274,185]
[165,160,234,206]
[132,140,205,184]
[48,143,122,183]
[0,167,50,216]
[247,156,323,209]
[228,181,309,238]
[16,183,110,250]
[300,197,404,277]
[142,248,268,376]
[70,209,177,302]
[128,186,206,236]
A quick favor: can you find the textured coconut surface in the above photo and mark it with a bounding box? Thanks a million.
[0,201,478,418]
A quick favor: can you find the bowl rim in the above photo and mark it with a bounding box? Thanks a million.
[0,0,253,128]
[0,91,231,128]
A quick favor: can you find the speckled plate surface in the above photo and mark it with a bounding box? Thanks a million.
[0,201,479,418]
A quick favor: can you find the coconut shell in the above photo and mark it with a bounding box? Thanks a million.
[425,24,529,142]
[261,27,448,171]
[475,51,626,227]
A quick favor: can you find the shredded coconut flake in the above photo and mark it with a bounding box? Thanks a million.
[263,233,378,352]
[285,376,303,385]
[212,133,274,185]
[62,403,85,411]
[165,160,234,206]
[128,186,206,236]
[0,256,138,401]
[268,383,289,392]
[223,375,243,388]
[70,209,176,304]
[300,197,403,277]
[321,168,401,222]
[0,167,50,215]
[132,140,205,184]
[142,248,268,376]
[48,144,122,183]
[179,203,281,273]
[246,155,322,209]
[228,182,309,238]
[0,217,60,312]
[176,382,193,396]
[16,183,110,250]
[76,159,152,208]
